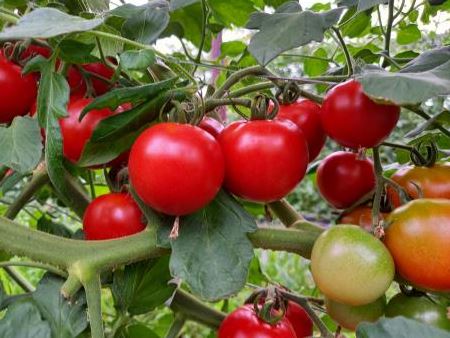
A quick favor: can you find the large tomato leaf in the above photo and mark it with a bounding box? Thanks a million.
[116,323,160,338]
[357,0,387,12]
[0,8,103,39]
[0,117,42,174]
[111,257,175,315]
[169,190,257,301]
[356,317,450,338]
[32,274,88,338]
[209,0,258,27]
[120,49,156,70]
[246,4,344,65]
[400,46,450,72]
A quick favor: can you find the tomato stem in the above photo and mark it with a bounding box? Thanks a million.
[164,313,187,338]
[82,272,104,338]
[371,147,385,234]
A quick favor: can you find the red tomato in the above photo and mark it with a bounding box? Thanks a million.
[199,117,224,138]
[339,205,386,232]
[20,45,52,60]
[59,97,115,163]
[276,99,326,161]
[384,199,450,292]
[317,151,375,209]
[128,122,224,216]
[321,80,400,149]
[67,62,115,96]
[218,305,297,338]
[83,193,146,240]
[285,301,313,337]
[218,120,308,203]
[0,58,37,123]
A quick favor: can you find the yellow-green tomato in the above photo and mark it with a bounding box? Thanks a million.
[311,225,395,306]
[325,296,386,331]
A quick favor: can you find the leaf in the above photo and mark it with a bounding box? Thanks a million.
[405,111,450,138]
[401,46,450,72]
[0,8,103,40]
[247,256,269,284]
[112,257,175,315]
[357,60,450,105]
[220,41,247,58]
[247,8,344,65]
[122,1,170,44]
[32,275,88,338]
[37,216,73,238]
[58,39,97,64]
[120,49,156,70]
[169,191,257,301]
[246,1,302,29]
[209,0,257,27]
[396,24,421,45]
[116,323,160,338]
[357,0,387,12]
[0,117,42,174]
[304,47,329,76]
[0,300,51,338]
[169,0,200,11]
[340,8,371,38]
[356,317,450,338]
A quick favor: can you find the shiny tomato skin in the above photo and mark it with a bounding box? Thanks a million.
[0,58,37,123]
[311,225,395,306]
[129,122,224,216]
[321,80,400,149]
[325,296,386,331]
[388,164,450,208]
[199,117,224,138]
[285,301,313,337]
[218,120,308,203]
[384,199,450,292]
[339,205,386,232]
[317,151,376,209]
[83,193,146,240]
[60,98,115,163]
[218,305,297,338]
[385,293,450,331]
[277,99,326,161]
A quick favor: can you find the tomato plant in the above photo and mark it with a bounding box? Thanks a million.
[218,119,308,202]
[339,205,386,231]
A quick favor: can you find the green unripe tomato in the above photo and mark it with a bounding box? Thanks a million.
[325,296,387,331]
[311,225,395,306]
[386,293,450,331]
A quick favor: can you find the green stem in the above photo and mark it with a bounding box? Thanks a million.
[405,105,450,137]
[281,53,337,64]
[3,266,34,292]
[212,66,268,99]
[297,88,324,104]
[393,0,406,19]
[204,98,252,112]
[229,82,275,98]
[382,0,395,66]
[165,313,186,338]
[381,141,427,163]
[376,6,386,36]
[87,171,96,199]
[191,0,208,74]
[0,261,66,277]
[371,147,384,230]
[82,272,104,338]
[332,26,353,76]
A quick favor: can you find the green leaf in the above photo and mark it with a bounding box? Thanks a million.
[32,275,88,338]
[37,216,73,238]
[0,8,103,40]
[209,0,257,27]
[357,60,450,105]
[122,1,170,44]
[58,39,97,64]
[247,8,344,65]
[169,191,257,301]
[0,117,42,174]
[0,300,51,338]
[408,9,419,22]
[309,2,332,11]
[356,317,450,338]
[304,47,329,76]
[340,8,371,38]
[116,323,160,338]
[247,256,269,284]
[357,0,387,12]
[120,49,156,70]
[169,0,199,11]
[401,46,450,72]
[396,24,421,45]
[220,41,247,58]
[112,257,175,315]
[405,110,450,138]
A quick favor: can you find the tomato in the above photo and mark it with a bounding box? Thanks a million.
[276,99,326,161]
[19,44,52,60]
[129,122,224,216]
[384,199,450,292]
[317,151,376,209]
[385,293,450,331]
[0,58,37,123]
[67,61,115,96]
[218,305,297,338]
[83,193,146,240]
[388,163,450,207]
[285,301,313,337]
[311,225,394,306]
[321,80,400,149]
[339,205,387,232]
[325,296,386,331]
[199,117,224,138]
[218,120,308,203]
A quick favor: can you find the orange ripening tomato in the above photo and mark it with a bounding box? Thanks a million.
[339,206,387,232]
[388,163,450,208]
[384,198,450,292]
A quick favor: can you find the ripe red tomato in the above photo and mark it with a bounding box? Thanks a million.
[276,99,326,161]
[218,120,308,203]
[385,293,450,331]
[321,80,400,149]
[388,163,450,207]
[199,117,224,138]
[0,58,37,123]
[285,301,313,337]
[129,122,224,216]
[19,44,52,60]
[317,151,376,209]
[311,225,394,306]
[384,199,450,292]
[339,205,386,232]
[67,62,115,96]
[59,98,115,163]
[218,305,297,338]
[83,193,146,240]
